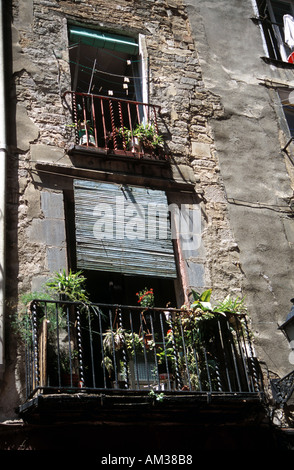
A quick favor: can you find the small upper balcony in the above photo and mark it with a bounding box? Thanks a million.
[63,91,168,162]
[18,298,265,424]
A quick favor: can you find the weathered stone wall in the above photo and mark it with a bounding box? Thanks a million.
[8,0,243,299]
[2,0,246,419]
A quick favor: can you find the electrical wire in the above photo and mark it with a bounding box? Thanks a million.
[226,197,293,214]
[69,59,146,81]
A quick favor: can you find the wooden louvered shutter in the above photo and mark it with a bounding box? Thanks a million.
[73,180,177,278]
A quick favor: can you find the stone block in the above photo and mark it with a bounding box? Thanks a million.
[31,144,69,164]
[41,191,64,219]
[31,275,49,293]
[186,261,205,289]
[171,163,197,184]
[27,218,66,247]
[24,183,41,219]
[191,141,211,158]
[47,247,67,272]
[283,218,294,245]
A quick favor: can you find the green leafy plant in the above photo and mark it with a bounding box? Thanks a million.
[103,327,126,354]
[133,122,163,150]
[102,328,156,377]
[67,119,94,133]
[10,290,56,344]
[156,289,248,391]
[190,288,212,312]
[213,294,247,314]
[117,122,163,152]
[149,390,165,403]
[45,269,89,304]
[124,331,145,355]
[102,327,128,377]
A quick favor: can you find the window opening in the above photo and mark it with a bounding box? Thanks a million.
[267,0,293,60]
[83,270,177,307]
[257,0,294,61]
[73,179,177,279]
[69,26,140,99]
[278,88,294,137]
[64,187,178,389]
[68,26,148,149]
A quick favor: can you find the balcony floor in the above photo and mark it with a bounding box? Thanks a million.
[19,388,266,426]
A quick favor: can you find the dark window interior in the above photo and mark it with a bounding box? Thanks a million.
[283,104,294,135]
[256,0,293,61]
[68,27,141,100]
[278,88,294,136]
[83,269,177,308]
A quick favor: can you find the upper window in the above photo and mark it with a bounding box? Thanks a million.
[257,0,294,62]
[68,26,143,100]
[65,26,164,158]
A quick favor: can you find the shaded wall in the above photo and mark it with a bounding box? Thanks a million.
[184,0,294,375]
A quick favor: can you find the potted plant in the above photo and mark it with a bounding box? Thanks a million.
[133,122,164,153]
[59,348,80,387]
[136,287,155,348]
[117,122,163,154]
[117,126,142,152]
[136,287,154,308]
[78,119,95,146]
[102,328,155,384]
[67,119,95,146]
[102,327,129,386]
[162,289,248,391]
[103,327,126,354]
[45,269,89,304]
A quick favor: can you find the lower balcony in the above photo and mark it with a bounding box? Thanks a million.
[18,300,265,424]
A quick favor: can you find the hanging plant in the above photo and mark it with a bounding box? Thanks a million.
[103,327,126,354]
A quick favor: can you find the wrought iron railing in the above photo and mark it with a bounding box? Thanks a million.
[22,300,263,399]
[271,370,294,406]
[63,91,167,160]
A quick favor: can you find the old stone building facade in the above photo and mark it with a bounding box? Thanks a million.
[1,0,294,451]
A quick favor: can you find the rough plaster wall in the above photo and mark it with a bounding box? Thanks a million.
[184,0,294,375]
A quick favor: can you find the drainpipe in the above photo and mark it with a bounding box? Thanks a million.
[0,0,6,381]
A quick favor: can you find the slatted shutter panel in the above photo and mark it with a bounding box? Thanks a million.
[73,180,177,278]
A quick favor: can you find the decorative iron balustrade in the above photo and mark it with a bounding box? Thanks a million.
[63,91,167,160]
[271,370,294,406]
[22,300,263,400]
